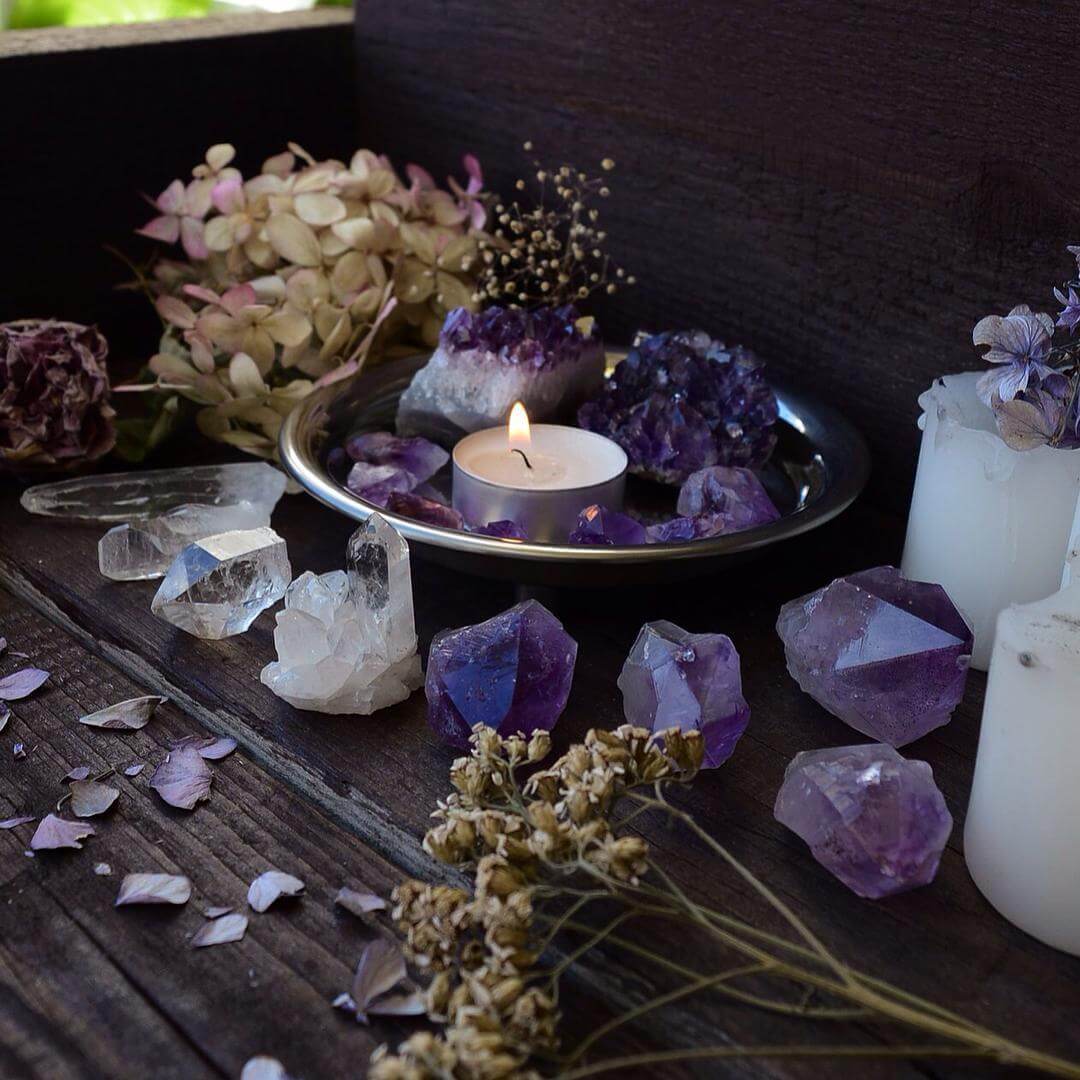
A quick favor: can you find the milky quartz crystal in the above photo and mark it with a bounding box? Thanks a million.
[260,515,422,715]
[964,563,1080,955]
[151,527,291,639]
[425,600,577,748]
[774,743,952,899]
[777,566,973,747]
[901,372,1080,669]
[617,621,750,767]
[396,306,604,439]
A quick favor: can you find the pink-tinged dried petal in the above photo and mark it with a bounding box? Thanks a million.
[212,177,245,215]
[182,284,223,307]
[115,873,191,906]
[241,1056,289,1080]
[335,886,386,916]
[203,905,233,919]
[349,938,407,1022]
[180,217,209,261]
[220,283,258,315]
[367,990,425,1019]
[69,779,120,818]
[463,152,483,190]
[191,912,247,947]
[64,766,92,782]
[156,179,186,214]
[247,870,305,912]
[137,215,181,244]
[262,151,296,178]
[155,295,197,330]
[169,734,237,761]
[124,763,145,777]
[204,143,236,173]
[150,747,212,810]
[79,695,165,731]
[0,815,35,830]
[0,668,49,701]
[30,814,95,850]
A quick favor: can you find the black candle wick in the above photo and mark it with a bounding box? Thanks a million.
[511,447,533,470]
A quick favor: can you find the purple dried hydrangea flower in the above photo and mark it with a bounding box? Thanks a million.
[973,304,1056,405]
[440,304,596,370]
[474,520,528,540]
[992,371,1080,451]
[578,329,778,484]
[0,320,116,471]
[1054,286,1080,334]
[567,505,647,546]
[386,492,466,530]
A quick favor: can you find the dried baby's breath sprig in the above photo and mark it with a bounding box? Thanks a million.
[373,724,1080,1080]
[474,145,634,309]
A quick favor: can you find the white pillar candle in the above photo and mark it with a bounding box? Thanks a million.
[901,372,1080,669]
[964,567,1080,956]
[452,403,627,542]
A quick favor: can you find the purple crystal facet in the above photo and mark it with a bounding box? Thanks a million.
[342,431,449,506]
[474,519,528,540]
[777,566,973,747]
[578,330,779,484]
[645,516,703,544]
[774,743,953,899]
[617,621,750,768]
[676,466,780,530]
[440,305,596,370]
[426,599,578,748]
[567,505,648,546]
[386,492,466,530]
[346,462,413,507]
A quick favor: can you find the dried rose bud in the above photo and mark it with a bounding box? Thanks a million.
[0,320,116,471]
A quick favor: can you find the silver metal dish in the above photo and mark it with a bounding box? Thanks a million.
[279,353,870,585]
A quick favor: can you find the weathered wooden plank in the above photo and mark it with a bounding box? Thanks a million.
[3,486,1078,1077]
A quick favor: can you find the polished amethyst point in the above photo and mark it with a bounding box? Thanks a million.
[578,329,779,484]
[777,566,973,747]
[474,519,528,540]
[567,505,647,546]
[345,431,448,482]
[426,599,578,748]
[774,743,953,898]
[440,305,595,370]
[677,466,780,530]
[617,621,750,767]
[346,462,413,507]
[386,492,466,530]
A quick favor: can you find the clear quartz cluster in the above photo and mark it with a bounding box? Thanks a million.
[260,515,422,715]
[151,526,291,639]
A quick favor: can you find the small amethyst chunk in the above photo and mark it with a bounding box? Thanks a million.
[567,505,647,546]
[676,466,780,530]
[474,520,528,540]
[386,492,466,530]
[578,329,779,484]
[777,566,973,746]
[617,621,750,768]
[342,431,449,507]
[774,743,953,899]
[346,462,413,507]
[426,599,578,748]
[645,516,703,544]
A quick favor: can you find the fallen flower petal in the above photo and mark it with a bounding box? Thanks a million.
[79,695,166,730]
[64,766,92,782]
[30,814,95,850]
[171,733,237,760]
[203,905,233,919]
[335,885,386,916]
[241,1056,289,1080]
[116,873,192,906]
[124,763,145,777]
[13,743,26,759]
[150,747,212,810]
[0,668,49,701]
[248,871,305,912]
[349,938,407,1022]
[0,702,9,731]
[191,912,247,947]
[69,779,120,818]
[94,862,112,876]
[366,989,426,1019]
[0,815,35,830]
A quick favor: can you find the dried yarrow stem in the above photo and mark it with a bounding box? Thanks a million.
[370,724,1080,1080]
[473,143,634,309]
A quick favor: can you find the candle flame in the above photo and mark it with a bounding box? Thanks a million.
[508,401,531,448]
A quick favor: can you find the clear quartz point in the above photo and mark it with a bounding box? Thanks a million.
[261,513,421,714]
[21,463,287,522]
[151,527,291,639]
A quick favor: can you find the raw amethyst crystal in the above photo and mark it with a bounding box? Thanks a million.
[645,516,703,544]
[774,743,953,898]
[676,466,780,529]
[396,305,604,438]
[386,492,465,530]
[777,566,973,746]
[426,599,578,748]
[474,519,528,540]
[578,329,779,484]
[567,505,647,546]
[342,431,448,507]
[617,621,750,768]
[346,462,413,507]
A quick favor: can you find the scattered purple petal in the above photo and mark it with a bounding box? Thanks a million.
[171,734,237,760]
[248,870,305,912]
[335,885,387,916]
[191,912,247,947]
[124,763,145,777]
[79,695,165,730]
[30,814,95,850]
[150,747,213,810]
[64,766,92,783]
[13,743,26,760]
[332,992,357,1013]
[0,668,49,701]
[203,905,233,919]
[116,873,192,906]
[0,815,35,830]
[241,1056,289,1080]
[94,862,112,876]
[69,779,120,818]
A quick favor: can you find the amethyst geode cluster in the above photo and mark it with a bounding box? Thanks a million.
[396,305,604,439]
[578,330,779,484]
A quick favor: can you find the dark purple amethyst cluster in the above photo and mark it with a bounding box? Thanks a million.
[440,304,596,369]
[578,329,779,484]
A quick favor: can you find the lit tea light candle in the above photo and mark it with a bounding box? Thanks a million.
[452,402,628,542]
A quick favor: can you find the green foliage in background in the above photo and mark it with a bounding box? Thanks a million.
[3,0,347,29]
